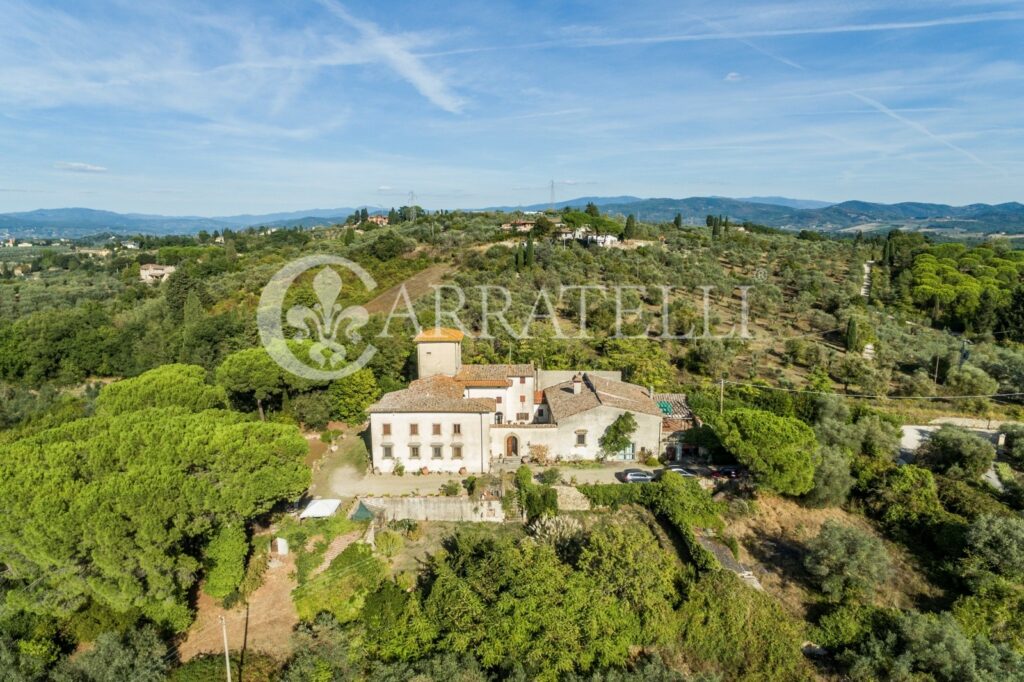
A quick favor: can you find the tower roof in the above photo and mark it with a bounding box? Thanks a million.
[414,327,465,343]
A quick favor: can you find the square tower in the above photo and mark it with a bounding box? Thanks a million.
[415,327,464,378]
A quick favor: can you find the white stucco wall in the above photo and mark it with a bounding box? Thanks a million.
[464,375,537,424]
[417,341,462,378]
[370,411,492,473]
[490,406,661,461]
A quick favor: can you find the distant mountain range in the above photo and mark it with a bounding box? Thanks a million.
[0,207,359,239]
[1,197,1023,239]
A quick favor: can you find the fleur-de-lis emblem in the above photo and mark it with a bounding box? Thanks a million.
[285,267,369,369]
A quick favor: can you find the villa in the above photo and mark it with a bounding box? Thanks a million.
[367,328,699,474]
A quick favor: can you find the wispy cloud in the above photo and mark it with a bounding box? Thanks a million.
[53,161,107,173]
[316,0,464,113]
[724,72,744,82]
[422,10,1024,57]
[847,91,1000,172]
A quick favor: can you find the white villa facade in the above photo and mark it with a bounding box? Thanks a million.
[367,328,699,474]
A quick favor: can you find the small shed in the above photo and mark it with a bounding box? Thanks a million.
[299,498,342,520]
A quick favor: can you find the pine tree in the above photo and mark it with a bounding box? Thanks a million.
[585,202,600,217]
[706,215,715,228]
[624,214,637,240]
[388,208,399,224]
[360,208,369,223]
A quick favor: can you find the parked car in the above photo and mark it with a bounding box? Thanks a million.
[656,465,697,480]
[711,465,742,479]
[619,469,655,483]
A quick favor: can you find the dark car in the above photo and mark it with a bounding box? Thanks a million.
[712,465,742,479]
[619,469,655,483]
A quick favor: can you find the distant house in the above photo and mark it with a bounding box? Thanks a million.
[500,220,536,233]
[366,215,389,226]
[121,240,140,250]
[16,242,32,248]
[76,248,112,258]
[139,263,176,284]
[2,238,14,248]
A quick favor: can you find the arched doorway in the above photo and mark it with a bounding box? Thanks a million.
[505,434,519,458]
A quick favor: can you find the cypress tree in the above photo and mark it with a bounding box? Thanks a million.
[674,213,683,229]
[845,317,861,352]
[624,214,637,240]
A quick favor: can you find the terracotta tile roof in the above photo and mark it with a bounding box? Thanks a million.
[455,363,534,381]
[460,378,511,388]
[414,327,465,343]
[543,373,661,422]
[368,375,495,413]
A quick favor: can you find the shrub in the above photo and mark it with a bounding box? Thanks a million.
[917,425,996,480]
[804,521,891,601]
[537,468,562,486]
[803,445,854,508]
[1002,424,1024,467]
[677,571,812,681]
[963,514,1024,581]
[171,652,280,682]
[375,530,405,558]
[440,480,461,497]
[292,543,386,622]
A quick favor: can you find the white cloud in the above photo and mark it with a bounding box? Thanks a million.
[53,161,107,173]
[724,72,744,82]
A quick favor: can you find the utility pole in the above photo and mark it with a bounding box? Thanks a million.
[934,354,941,384]
[408,191,417,223]
[219,616,232,682]
[719,378,725,415]
[549,179,555,211]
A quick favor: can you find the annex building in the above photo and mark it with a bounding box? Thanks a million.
[366,328,699,474]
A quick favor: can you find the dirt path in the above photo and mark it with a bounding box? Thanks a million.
[177,552,298,662]
[363,263,452,315]
[310,530,363,578]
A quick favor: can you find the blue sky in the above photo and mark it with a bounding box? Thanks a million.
[0,0,1022,214]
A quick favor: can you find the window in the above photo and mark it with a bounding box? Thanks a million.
[519,394,526,403]
[382,423,391,436]
[432,445,443,459]
[495,412,503,424]
[496,396,502,404]
[519,376,526,384]
[382,445,393,459]
[409,445,420,459]
[453,423,462,435]
[410,424,419,436]
[452,445,463,459]
[517,412,529,422]
[432,423,441,436]
[576,432,587,446]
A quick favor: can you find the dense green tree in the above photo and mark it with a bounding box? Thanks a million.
[202,524,249,599]
[803,445,854,507]
[0,403,308,630]
[963,514,1024,581]
[95,364,226,416]
[918,425,996,479]
[216,348,283,420]
[804,521,892,601]
[714,408,818,495]
[327,368,381,424]
[623,214,637,240]
[50,625,168,682]
[677,571,811,682]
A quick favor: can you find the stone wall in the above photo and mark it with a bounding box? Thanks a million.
[361,496,505,523]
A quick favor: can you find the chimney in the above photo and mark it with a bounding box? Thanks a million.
[572,373,583,395]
